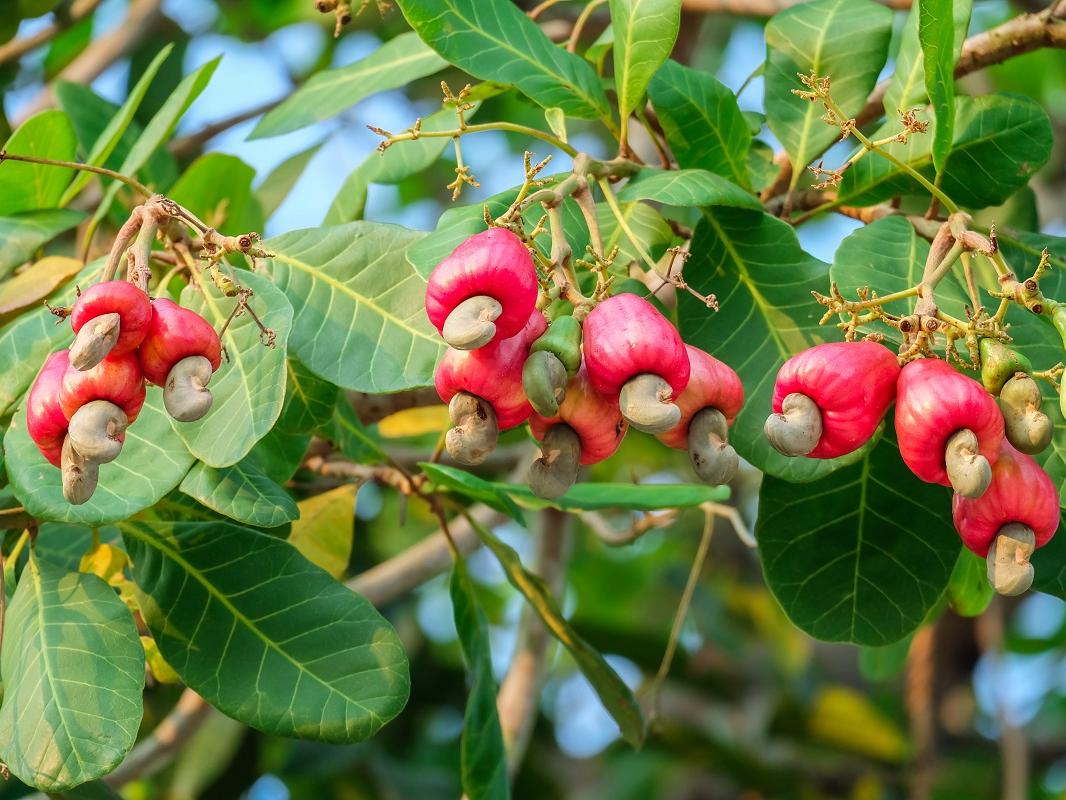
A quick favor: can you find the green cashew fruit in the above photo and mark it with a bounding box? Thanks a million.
[530,314,582,376]
[979,338,1033,396]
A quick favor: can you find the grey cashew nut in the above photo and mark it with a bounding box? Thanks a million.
[61,435,99,505]
[445,391,499,466]
[998,374,1052,455]
[618,373,681,434]
[764,392,821,457]
[442,295,503,350]
[688,407,739,485]
[523,350,568,417]
[67,400,128,463]
[529,424,582,499]
[69,312,121,371]
[944,428,992,499]
[164,355,215,422]
[986,522,1036,596]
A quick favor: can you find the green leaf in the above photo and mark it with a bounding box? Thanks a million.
[261,222,443,393]
[1033,512,1066,600]
[320,396,386,464]
[502,481,728,512]
[858,634,914,682]
[280,358,340,434]
[420,463,527,526]
[764,0,892,186]
[167,153,263,236]
[44,780,124,799]
[919,0,965,173]
[0,554,144,791]
[0,110,78,215]
[257,143,321,219]
[450,558,511,800]
[0,209,84,279]
[176,268,293,467]
[395,0,612,122]
[467,515,646,748]
[597,200,675,267]
[179,459,298,528]
[6,390,196,525]
[883,0,970,116]
[247,427,312,485]
[648,60,751,187]
[121,520,410,742]
[838,94,1053,209]
[757,426,960,646]
[251,33,447,139]
[288,484,356,579]
[617,168,761,210]
[677,208,853,481]
[56,44,174,206]
[947,548,994,617]
[610,0,681,123]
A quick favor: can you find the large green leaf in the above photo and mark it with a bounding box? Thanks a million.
[261,222,442,393]
[678,208,853,481]
[919,0,967,173]
[395,0,612,122]
[764,0,892,186]
[757,426,960,645]
[0,554,144,791]
[121,520,409,741]
[179,459,298,528]
[1033,512,1066,600]
[838,94,1053,209]
[451,558,510,800]
[420,463,527,526]
[319,396,386,465]
[0,110,78,215]
[502,481,728,512]
[884,0,970,116]
[610,0,681,124]
[6,390,196,525]
[167,153,263,235]
[252,33,446,139]
[176,268,293,467]
[648,60,751,188]
[617,167,760,210]
[279,357,339,434]
[0,209,84,279]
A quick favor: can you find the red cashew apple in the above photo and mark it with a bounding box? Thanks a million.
[896,357,1004,499]
[425,227,538,350]
[60,351,146,423]
[139,298,222,422]
[68,281,152,370]
[435,311,547,465]
[657,345,744,484]
[27,350,73,467]
[765,341,899,460]
[952,440,1060,596]
[582,293,690,434]
[527,365,628,498]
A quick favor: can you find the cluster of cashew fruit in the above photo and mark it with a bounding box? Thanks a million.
[426,228,744,499]
[764,340,1059,596]
[26,281,222,505]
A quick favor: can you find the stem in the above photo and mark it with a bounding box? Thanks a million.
[383,121,578,158]
[568,0,607,53]
[960,251,981,310]
[0,151,151,197]
[597,177,660,274]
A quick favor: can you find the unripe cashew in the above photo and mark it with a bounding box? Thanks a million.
[164,355,215,422]
[523,350,568,417]
[446,391,499,465]
[986,522,1036,596]
[67,400,128,463]
[529,424,582,499]
[764,392,821,457]
[442,295,503,350]
[69,312,121,371]
[688,408,739,485]
[998,374,1052,455]
[61,436,99,505]
[944,429,992,499]
[619,374,681,434]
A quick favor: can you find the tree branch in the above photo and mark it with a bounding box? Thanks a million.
[169,99,283,159]
[0,0,104,66]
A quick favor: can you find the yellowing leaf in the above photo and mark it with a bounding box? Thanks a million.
[0,256,82,323]
[288,484,356,578]
[726,584,811,676]
[79,541,129,586]
[378,405,449,438]
[141,635,181,684]
[808,686,909,762]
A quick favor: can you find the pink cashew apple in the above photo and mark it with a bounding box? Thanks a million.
[425,227,538,351]
[139,298,223,422]
[26,350,73,467]
[765,341,899,459]
[68,281,152,370]
[60,351,146,423]
[582,293,690,434]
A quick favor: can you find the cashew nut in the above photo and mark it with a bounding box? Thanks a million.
[69,312,120,371]
[986,522,1036,596]
[445,391,499,465]
[164,355,215,422]
[67,400,128,463]
[528,424,582,499]
[764,392,822,457]
[688,407,739,485]
[442,295,503,350]
[618,373,681,434]
[522,350,568,417]
[998,374,1052,455]
[945,429,992,499]
[61,435,99,505]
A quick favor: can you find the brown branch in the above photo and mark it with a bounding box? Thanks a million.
[0,0,104,65]
[169,99,284,159]
[681,0,909,13]
[349,387,442,424]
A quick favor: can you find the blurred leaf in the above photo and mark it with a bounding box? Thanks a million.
[180,459,298,528]
[6,390,195,526]
[395,0,612,122]
[503,481,728,512]
[43,781,124,799]
[257,143,321,219]
[0,554,144,791]
[167,152,263,235]
[764,0,892,186]
[261,221,443,393]
[919,0,969,173]
[859,634,914,681]
[279,357,338,434]
[378,405,449,438]
[648,60,751,187]
[421,463,527,525]
[1032,512,1066,599]
[167,708,245,800]
[610,0,681,124]
[467,514,646,748]
[288,484,356,578]
[450,557,510,800]
[42,15,92,78]
[757,425,960,646]
[0,209,84,279]
[121,520,410,742]
[884,0,970,115]
[176,268,293,467]
[948,549,994,617]
[252,32,447,139]
[320,396,386,464]
[617,168,760,209]
[0,109,78,215]
[808,686,909,762]
[0,256,82,323]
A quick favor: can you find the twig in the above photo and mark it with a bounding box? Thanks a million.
[0,151,151,198]
[169,99,284,159]
[0,0,104,65]
[581,508,679,546]
[567,0,607,52]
